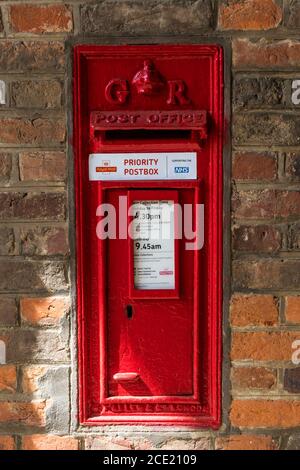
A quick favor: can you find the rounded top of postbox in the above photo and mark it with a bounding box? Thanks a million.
[132,60,165,96]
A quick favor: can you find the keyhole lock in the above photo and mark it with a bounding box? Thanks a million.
[126,304,133,319]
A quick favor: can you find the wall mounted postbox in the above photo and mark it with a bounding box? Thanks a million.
[74,45,223,427]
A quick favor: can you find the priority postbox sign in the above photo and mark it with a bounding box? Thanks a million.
[89,152,197,180]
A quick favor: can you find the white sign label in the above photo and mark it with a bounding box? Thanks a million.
[89,152,197,181]
[133,200,175,290]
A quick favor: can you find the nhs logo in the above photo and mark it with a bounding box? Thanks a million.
[174,166,189,174]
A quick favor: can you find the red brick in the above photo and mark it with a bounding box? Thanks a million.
[232,152,277,180]
[231,399,300,428]
[0,117,65,145]
[11,81,62,109]
[0,401,46,427]
[20,296,70,326]
[0,365,17,393]
[19,152,66,182]
[22,366,48,393]
[233,38,300,68]
[285,296,300,324]
[219,0,282,30]
[9,5,73,34]
[232,225,281,253]
[215,434,277,450]
[232,189,300,219]
[0,436,15,450]
[231,367,277,390]
[230,294,278,327]
[20,226,69,256]
[231,331,300,361]
[22,435,79,450]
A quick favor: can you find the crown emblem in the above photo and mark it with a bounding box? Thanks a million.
[132,60,165,96]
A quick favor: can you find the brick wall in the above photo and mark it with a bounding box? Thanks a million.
[0,0,300,451]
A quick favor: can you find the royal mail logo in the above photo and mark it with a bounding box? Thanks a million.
[96,166,117,173]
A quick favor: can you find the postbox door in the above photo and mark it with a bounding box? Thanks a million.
[106,187,198,398]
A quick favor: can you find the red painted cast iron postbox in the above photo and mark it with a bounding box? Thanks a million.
[74,45,223,427]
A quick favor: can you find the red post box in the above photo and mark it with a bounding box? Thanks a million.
[74,45,223,427]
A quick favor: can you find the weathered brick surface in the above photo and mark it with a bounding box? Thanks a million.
[9,5,73,34]
[0,41,64,73]
[284,368,300,393]
[285,0,300,28]
[0,328,69,362]
[0,260,68,292]
[231,400,300,428]
[0,365,17,393]
[81,0,213,34]
[233,77,284,109]
[0,436,15,450]
[11,81,62,109]
[233,38,300,68]
[0,154,12,184]
[0,297,17,326]
[230,294,278,327]
[233,114,300,146]
[219,0,282,30]
[231,331,300,361]
[0,117,65,145]
[288,222,300,249]
[233,259,300,290]
[22,434,79,450]
[285,153,300,180]
[19,152,66,182]
[20,296,70,326]
[232,189,300,219]
[232,152,277,180]
[231,367,277,390]
[286,434,300,450]
[20,226,68,256]
[215,434,277,450]
[84,435,211,450]
[0,228,16,255]
[0,192,66,221]
[232,225,281,252]
[285,296,300,323]
[0,401,46,427]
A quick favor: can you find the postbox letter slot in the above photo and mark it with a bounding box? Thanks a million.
[101,129,192,142]
[125,304,133,319]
